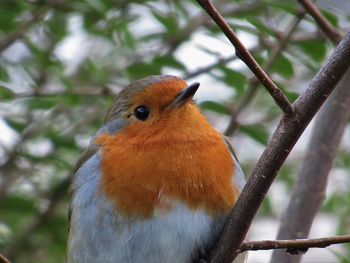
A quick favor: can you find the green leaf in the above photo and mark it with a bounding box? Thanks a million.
[278,165,296,187]
[246,17,274,36]
[0,1,26,32]
[271,55,294,79]
[60,94,82,106]
[195,44,222,56]
[46,131,76,149]
[151,11,179,32]
[240,124,269,145]
[260,196,273,215]
[82,8,103,32]
[320,9,339,27]
[283,89,299,103]
[153,55,185,71]
[29,98,58,109]
[0,64,9,82]
[253,53,265,65]
[0,195,37,214]
[330,249,350,263]
[5,118,26,133]
[127,62,161,79]
[217,66,247,96]
[199,101,230,115]
[296,40,327,63]
[228,3,264,18]
[266,0,297,14]
[83,60,108,84]
[46,11,68,42]
[0,86,14,100]
[121,26,137,49]
[335,150,350,168]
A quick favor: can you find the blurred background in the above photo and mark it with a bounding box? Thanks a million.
[0,0,349,262]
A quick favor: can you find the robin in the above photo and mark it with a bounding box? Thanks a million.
[67,75,247,263]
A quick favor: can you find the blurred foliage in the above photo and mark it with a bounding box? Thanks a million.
[0,0,349,262]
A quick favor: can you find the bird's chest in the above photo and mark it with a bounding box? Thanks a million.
[68,152,230,263]
[95,131,238,219]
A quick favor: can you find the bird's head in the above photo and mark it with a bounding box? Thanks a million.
[95,75,238,218]
[104,75,201,133]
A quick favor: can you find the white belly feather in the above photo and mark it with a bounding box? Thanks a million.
[68,152,246,263]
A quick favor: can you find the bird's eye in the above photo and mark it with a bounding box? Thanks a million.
[134,106,149,121]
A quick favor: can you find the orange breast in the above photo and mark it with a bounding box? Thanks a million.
[96,107,239,218]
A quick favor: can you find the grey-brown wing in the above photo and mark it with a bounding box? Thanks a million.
[68,118,127,224]
[68,144,99,224]
[223,137,246,192]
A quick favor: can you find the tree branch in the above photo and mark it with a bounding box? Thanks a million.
[240,235,350,253]
[195,0,294,116]
[3,177,70,260]
[270,9,346,263]
[165,1,264,54]
[224,12,305,136]
[0,254,10,263]
[0,106,65,198]
[0,7,48,53]
[183,46,261,80]
[11,87,114,99]
[271,72,350,263]
[207,30,350,263]
[297,0,342,44]
[183,30,324,81]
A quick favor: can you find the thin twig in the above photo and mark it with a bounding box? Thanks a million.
[0,7,48,53]
[208,30,350,263]
[3,177,70,260]
[224,13,305,136]
[239,235,350,253]
[271,70,350,263]
[0,106,65,198]
[10,87,114,99]
[183,30,324,80]
[298,0,342,44]
[195,0,294,116]
[0,254,10,263]
[165,1,264,54]
[183,46,261,80]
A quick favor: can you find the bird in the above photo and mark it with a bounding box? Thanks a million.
[67,75,246,263]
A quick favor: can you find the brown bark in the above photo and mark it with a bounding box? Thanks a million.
[195,0,294,116]
[270,70,350,263]
[240,235,350,253]
[207,31,350,262]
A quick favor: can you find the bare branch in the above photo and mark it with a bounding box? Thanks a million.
[166,1,264,53]
[12,87,115,99]
[240,235,350,253]
[271,8,346,263]
[298,0,342,44]
[183,30,325,81]
[0,7,48,53]
[0,106,65,198]
[183,46,261,80]
[195,0,294,116]
[225,12,305,136]
[271,70,350,263]
[3,177,70,261]
[208,30,350,263]
[0,254,11,263]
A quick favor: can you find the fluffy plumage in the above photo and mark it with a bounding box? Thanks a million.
[68,75,246,263]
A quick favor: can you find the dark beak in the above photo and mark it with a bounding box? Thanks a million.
[167,82,200,110]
